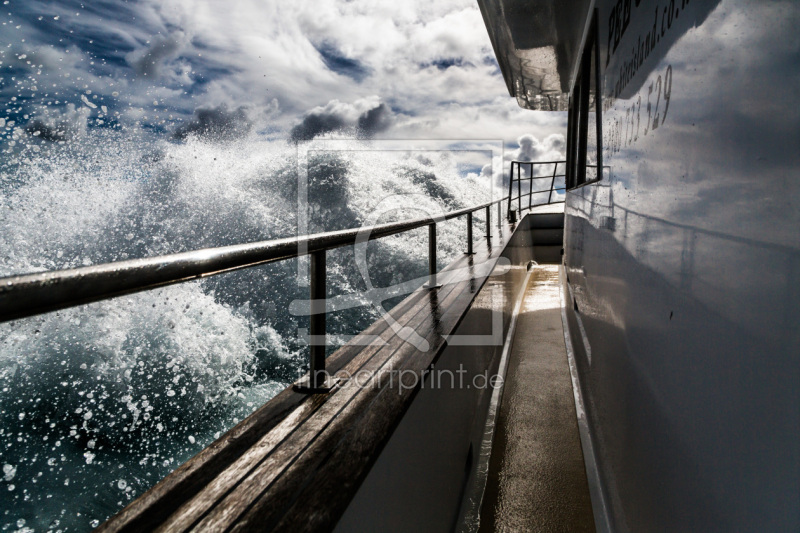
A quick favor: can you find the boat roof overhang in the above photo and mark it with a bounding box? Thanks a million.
[477,0,592,111]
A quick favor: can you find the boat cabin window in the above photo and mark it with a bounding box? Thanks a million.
[567,15,601,189]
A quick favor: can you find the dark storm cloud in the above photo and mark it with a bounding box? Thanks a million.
[289,113,347,142]
[356,103,393,138]
[290,99,395,142]
[173,105,252,141]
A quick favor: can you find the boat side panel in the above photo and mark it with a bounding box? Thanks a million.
[565,0,800,530]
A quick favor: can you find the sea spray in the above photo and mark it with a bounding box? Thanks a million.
[0,129,491,531]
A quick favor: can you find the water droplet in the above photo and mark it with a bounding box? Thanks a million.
[81,94,97,109]
[3,464,16,481]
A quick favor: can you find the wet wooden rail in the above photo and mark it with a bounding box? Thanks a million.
[98,219,519,533]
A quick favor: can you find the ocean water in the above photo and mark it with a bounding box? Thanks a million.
[0,130,492,531]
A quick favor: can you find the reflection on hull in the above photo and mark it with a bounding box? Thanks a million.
[482,0,800,530]
[565,208,798,530]
[562,0,800,530]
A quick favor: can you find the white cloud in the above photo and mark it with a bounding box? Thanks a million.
[126,32,186,78]
[1,0,564,146]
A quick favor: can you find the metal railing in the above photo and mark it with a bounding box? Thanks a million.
[507,160,566,219]
[0,197,506,391]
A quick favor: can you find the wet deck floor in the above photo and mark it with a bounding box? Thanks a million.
[479,265,595,532]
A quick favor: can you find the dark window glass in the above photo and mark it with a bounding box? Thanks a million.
[585,32,599,182]
[566,91,578,188]
[567,13,601,190]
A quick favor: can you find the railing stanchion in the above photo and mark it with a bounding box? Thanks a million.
[517,162,522,214]
[425,223,440,289]
[507,162,514,219]
[548,162,558,204]
[295,249,334,392]
[485,205,491,238]
[466,212,474,255]
[529,162,534,210]
[310,249,326,385]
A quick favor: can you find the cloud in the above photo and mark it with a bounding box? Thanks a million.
[289,112,347,142]
[173,105,252,141]
[314,42,371,82]
[356,103,394,137]
[477,133,567,186]
[127,33,185,78]
[290,97,394,141]
[508,133,565,162]
[1,0,567,152]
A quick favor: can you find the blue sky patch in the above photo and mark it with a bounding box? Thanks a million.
[314,42,371,83]
[426,57,474,70]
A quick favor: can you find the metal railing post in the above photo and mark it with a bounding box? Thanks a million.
[485,205,491,238]
[507,162,514,219]
[296,249,334,392]
[310,250,326,385]
[425,223,440,288]
[528,162,534,210]
[466,212,474,255]
[517,162,522,214]
[548,162,558,204]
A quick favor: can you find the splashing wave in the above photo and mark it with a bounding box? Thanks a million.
[0,129,491,531]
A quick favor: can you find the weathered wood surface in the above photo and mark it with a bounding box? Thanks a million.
[98,220,519,533]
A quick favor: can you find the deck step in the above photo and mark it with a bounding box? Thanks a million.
[528,212,564,264]
[527,212,565,229]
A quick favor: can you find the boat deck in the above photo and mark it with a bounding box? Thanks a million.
[95,208,591,532]
[479,265,595,532]
[98,214,525,533]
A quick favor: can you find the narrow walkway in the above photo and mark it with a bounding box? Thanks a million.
[479,265,595,532]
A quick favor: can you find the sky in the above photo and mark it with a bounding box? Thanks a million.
[0,0,566,158]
